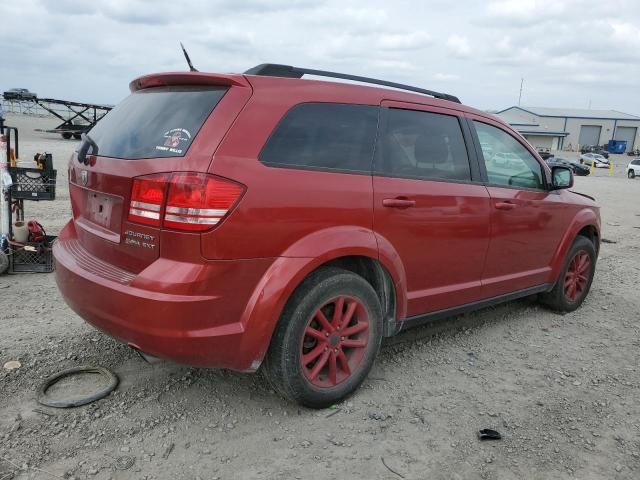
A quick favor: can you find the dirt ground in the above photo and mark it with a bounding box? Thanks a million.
[1,113,639,480]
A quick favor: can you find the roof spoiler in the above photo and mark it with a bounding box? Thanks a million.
[244,63,461,104]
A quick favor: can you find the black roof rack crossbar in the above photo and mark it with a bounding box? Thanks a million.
[244,63,461,103]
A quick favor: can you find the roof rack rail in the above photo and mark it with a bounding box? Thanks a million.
[244,63,461,104]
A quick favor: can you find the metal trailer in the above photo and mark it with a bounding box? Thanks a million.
[32,97,112,139]
[2,95,112,139]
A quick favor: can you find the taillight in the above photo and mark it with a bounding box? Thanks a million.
[164,173,244,232]
[128,173,168,227]
[127,173,244,232]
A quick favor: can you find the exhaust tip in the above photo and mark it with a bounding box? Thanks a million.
[129,344,163,365]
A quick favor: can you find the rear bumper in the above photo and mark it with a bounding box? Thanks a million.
[53,221,276,371]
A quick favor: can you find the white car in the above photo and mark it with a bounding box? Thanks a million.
[493,152,521,167]
[580,153,610,168]
[628,158,640,179]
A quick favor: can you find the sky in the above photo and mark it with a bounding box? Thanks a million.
[1,0,639,114]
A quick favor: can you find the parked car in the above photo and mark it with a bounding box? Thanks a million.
[537,150,553,160]
[492,151,521,167]
[580,153,609,168]
[628,158,640,179]
[626,148,640,157]
[580,145,609,158]
[53,64,601,407]
[546,156,590,176]
[2,88,37,100]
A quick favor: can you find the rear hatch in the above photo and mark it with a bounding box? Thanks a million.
[68,73,251,273]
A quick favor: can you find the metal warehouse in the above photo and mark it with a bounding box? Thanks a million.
[495,106,640,152]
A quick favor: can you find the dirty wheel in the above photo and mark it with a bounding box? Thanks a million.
[263,267,382,408]
[540,236,596,312]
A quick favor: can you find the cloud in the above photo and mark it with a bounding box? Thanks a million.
[486,0,571,24]
[0,0,638,114]
[433,73,459,81]
[377,32,432,50]
[446,35,471,58]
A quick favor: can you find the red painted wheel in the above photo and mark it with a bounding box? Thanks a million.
[300,296,369,388]
[540,236,596,312]
[263,267,383,408]
[563,250,591,302]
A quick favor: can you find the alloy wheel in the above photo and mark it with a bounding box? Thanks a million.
[300,296,369,388]
[564,250,591,302]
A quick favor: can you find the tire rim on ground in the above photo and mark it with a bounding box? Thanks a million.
[564,250,591,302]
[37,366,119,408]
[300,295,369,388]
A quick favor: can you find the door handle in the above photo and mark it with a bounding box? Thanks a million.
[383,198,416,209]
[495,201,516,211]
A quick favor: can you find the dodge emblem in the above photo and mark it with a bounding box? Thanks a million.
[80,169,88,186]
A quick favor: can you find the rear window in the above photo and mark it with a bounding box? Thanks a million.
[85,86,227,160]
[259,103,379,173]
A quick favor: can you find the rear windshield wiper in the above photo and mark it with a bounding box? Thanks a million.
[78,133,99,165]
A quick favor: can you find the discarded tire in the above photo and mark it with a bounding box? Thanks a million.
[37,366,119,408]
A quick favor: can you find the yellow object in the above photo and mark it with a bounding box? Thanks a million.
[609,159,614,176]
[590,160,595,175]
[9,147,17,167]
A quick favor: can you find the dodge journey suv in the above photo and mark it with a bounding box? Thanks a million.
[54,64,600,407]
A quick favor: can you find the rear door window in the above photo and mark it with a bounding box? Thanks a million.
[259,103,379,173]
[375,108,472,181]
[86,86,227,160]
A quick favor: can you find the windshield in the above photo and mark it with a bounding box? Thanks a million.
[85,86,227,160]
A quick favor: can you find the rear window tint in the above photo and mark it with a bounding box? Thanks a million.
[85,86,226,160]
[375,108,471,181]
[259,103,378,173]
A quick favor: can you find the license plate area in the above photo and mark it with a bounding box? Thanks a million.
[87,193,115,228]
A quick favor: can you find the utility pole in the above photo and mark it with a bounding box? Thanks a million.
[518,78,524,106]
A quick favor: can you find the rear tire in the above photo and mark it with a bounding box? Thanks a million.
[61,132,72,139]
[540,236,596,312]
[629,170,636,179]
[262,267,383,408]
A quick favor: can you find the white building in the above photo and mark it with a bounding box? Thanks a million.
[495,106,640,152]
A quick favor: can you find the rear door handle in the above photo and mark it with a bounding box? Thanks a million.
[495,201,517,211]
[383,198,416,209]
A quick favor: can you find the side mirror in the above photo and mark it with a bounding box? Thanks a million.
[551,166,573,190]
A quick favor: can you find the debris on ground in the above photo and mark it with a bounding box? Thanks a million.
[477,429,502,441]
[2,361,21,371]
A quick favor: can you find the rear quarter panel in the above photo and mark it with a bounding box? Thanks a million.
[201,77,383,260]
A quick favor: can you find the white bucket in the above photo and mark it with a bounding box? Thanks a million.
[13,221,29,243]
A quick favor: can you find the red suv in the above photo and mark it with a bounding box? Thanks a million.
[54,64,600,407]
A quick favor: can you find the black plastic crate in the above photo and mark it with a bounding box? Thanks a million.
[9,167,57,200]
[9,236,56,273]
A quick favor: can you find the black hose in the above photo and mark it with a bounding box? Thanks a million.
[37,366,119,408]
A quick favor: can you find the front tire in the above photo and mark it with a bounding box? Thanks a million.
[262,267,383,408]
[540,236,596,312]
[629,170,636,179]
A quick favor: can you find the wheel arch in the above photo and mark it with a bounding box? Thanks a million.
[548,209,600,284]
[236,227,408,371]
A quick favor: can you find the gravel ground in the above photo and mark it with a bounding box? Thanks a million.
[1,113,639,480]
